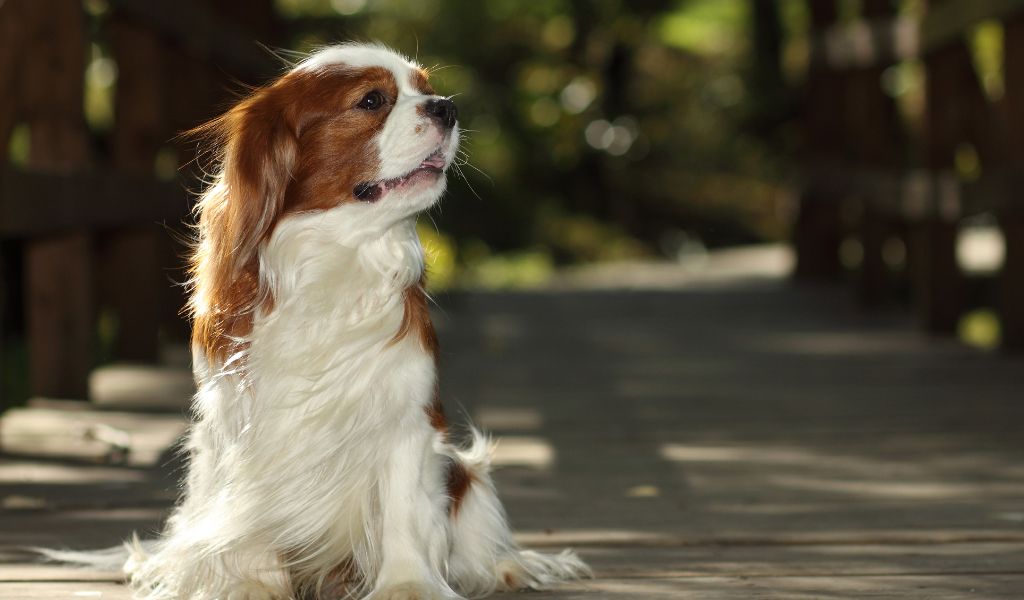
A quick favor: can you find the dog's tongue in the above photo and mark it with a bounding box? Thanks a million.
[421,150,445,169]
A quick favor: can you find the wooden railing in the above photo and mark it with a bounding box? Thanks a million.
[0,0,280,409]
[0,168,187,237]
[0,167,191,402]
[794,0,1024,350]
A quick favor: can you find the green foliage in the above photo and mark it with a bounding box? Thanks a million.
[7,124,29,166]
[969,20,1005,100]
[657,0,749,57]
[417,222,457,291]
[84,43,117,132]
[959,309,1001,351]
[535,207,648,263]
[459,244,554,290]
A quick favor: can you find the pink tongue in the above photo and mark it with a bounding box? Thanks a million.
[421,151,445,169]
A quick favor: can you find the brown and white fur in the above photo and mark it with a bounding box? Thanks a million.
[49,44,589,600]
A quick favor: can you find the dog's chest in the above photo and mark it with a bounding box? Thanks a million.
[244,222,436,417]
[247,288,436,417]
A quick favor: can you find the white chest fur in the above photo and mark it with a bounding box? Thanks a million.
[195,215,434,426]
[182,215,438,566]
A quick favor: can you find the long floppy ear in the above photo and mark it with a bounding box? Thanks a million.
[188,86,299,364]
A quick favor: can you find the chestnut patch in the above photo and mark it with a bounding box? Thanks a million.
[446,459,475,516]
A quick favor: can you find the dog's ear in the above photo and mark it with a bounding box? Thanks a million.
[188,85,299,362]
[208,89,298,280]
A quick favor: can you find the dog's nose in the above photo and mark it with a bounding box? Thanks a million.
[424,98,458,129]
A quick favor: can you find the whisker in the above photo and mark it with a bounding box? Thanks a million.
[426,211,441,231]
[458,159,494,185]
[426,64,456,74]
[452,162,485,202]
[256,43,304,70]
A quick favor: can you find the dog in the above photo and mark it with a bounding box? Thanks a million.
[75,43,589,600]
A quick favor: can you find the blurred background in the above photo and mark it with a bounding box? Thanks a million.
[1,0,1023,407]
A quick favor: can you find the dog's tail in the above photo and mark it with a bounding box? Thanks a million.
[33,533,155,573]
[447,428,592,597]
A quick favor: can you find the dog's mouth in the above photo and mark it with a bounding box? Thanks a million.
[353,148,446,202]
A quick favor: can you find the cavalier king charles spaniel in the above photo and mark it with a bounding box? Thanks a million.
[89,43,588,600]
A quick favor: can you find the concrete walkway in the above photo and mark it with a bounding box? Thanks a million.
[2,256,1024,598]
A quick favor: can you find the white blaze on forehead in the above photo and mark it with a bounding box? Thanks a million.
[296,43,421,96]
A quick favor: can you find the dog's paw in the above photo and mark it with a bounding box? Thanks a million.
[369,581,462,600]
[496,560,532,591]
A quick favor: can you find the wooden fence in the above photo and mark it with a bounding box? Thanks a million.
[0,0,279,406]
[794,0,1024,351]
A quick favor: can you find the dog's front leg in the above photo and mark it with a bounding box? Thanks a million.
[369,422,461,600]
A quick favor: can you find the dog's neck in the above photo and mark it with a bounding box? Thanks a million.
[353,218,426,294]
[260,215,425,324]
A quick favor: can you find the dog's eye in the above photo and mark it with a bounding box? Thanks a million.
[357,91,386,111]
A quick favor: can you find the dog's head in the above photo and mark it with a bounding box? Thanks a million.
[198,43,458,242]
[190,43,458,363]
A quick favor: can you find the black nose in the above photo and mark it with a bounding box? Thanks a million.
[424,98,458,129]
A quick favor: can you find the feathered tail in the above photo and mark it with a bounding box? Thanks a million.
[33,533,155,574]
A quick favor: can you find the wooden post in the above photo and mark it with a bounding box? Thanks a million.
[20,0,94,399]
[0,0,27,415]
[1000,15,1024,351]
[859,207,890,304]
[794,1,844,281]
[102,12,168,362]
[908,217,959,332]
[0,0,25,156]
[1001,213,1024,351]
[849,0,904,306]
[914,2,971,334]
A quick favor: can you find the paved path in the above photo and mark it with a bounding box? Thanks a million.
[2,267,1024,598]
